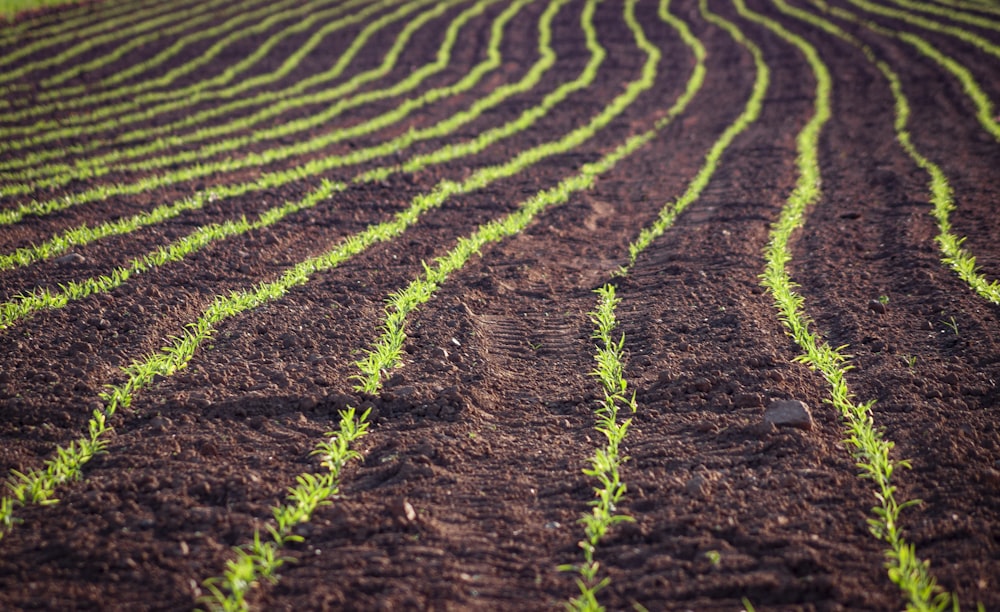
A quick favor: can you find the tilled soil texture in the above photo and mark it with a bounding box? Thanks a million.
[0,0,998,610]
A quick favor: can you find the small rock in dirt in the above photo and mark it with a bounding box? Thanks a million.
[685,474,711,500]
[868,299,887,314]
[390,499,417,524]
[55,252,86,266]
[432,347,449,360]
[980,468,1000,486]
[764,399,814,431]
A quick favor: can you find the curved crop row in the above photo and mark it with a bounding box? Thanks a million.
[0,0,204,74]
[35,0,279,91]
[0,0,433,152]
[0,0,386,131]
[555,1,767,606]
[23,0,319,98]
[775,2,999,305]
[812,0,1000,141]
[0,0,230,89]
[805,0,1000,304]
[741,0,959,607]
[351,0,665,393]
[0,0,503,194]
[886,0,1000,30]
[0,0,995,608]
[0,0,167,40]
[846,0,1000,57]
[937,0,1000,17]
[0,0,455,186]
[0,0,581,295]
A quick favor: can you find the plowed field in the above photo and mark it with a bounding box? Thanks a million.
[0,0,998,609]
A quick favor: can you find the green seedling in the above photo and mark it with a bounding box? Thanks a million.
[0,0,381,129]
[807,0,1000,305]
[200,407,369,611]
[846,0,1000,59]
[0,0,226,68]
[561,283,636,612]
[757,0,955,608]
[0,0,487,190]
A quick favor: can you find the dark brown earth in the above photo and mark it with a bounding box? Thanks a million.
[0,0,998,609]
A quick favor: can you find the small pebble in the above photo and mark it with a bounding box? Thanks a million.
[764,399,814,431]
[55,252,86,266]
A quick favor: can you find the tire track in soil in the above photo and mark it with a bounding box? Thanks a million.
[148,0,639,408]
[769,0,1000,605]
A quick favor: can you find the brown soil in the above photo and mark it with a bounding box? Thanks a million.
[0,0,998,610]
